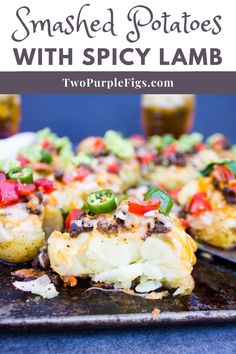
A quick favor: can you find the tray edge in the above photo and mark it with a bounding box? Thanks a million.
[1,310,236,330]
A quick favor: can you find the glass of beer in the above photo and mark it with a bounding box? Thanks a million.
[0,94,21,139]
[141,94,196,138]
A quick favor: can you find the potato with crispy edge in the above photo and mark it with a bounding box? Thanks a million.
[0,205,45,263]
[48,201,197,296]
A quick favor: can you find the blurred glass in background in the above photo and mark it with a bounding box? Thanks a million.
[141,94,195,138]
[0,94,21,139]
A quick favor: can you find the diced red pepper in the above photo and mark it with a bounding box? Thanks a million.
[93,137,106,153]
[128,197,161,215]
[213,165,234,182]
[17,155,29,166]
[16,182,36,197]
[65,209,84,231]
[189,192,211,215]
[41,139,55,150]
[139,151,156,165]
[35,178,55,194]
[107,162,120,174]
[162,144,177,157]
[195,142,205,152]
[75,166,91,182]
[0,172,6,181]
[0,180,19,207]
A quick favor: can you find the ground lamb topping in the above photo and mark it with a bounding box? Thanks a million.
[32,246,50,270]
[155,152,188,167]
[69,218,94,237]
[54,169,64,181]
[26,195,43,215]
[222,186,236,205]
[97,219,118,234]
[68,207,172,238]
[149,220,170,234]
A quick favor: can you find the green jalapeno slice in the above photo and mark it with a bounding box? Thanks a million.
[144,187,174,216]
[86,189,117,214]
[8,167,33,184]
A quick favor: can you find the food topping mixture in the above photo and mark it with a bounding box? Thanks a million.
[201,161,236,205]
[78,130,135,160]
[137,133,204,168]
[0,160,58,231]
[67,188,174,239]
[207,133,232,152]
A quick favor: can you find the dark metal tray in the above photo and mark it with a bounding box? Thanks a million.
[197,242,236,263]
[0,253,236,330]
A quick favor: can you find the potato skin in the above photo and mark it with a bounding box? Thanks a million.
[0,207,45,263]
[43,203,64,238]
[191,227,236,249]
[188,209,236,249]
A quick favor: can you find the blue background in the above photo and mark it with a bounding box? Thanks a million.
[1,323,236,354]
[21,94,236,142]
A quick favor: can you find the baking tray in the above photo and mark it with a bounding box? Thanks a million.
[0,253,236,330]
[197,242,236,263]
